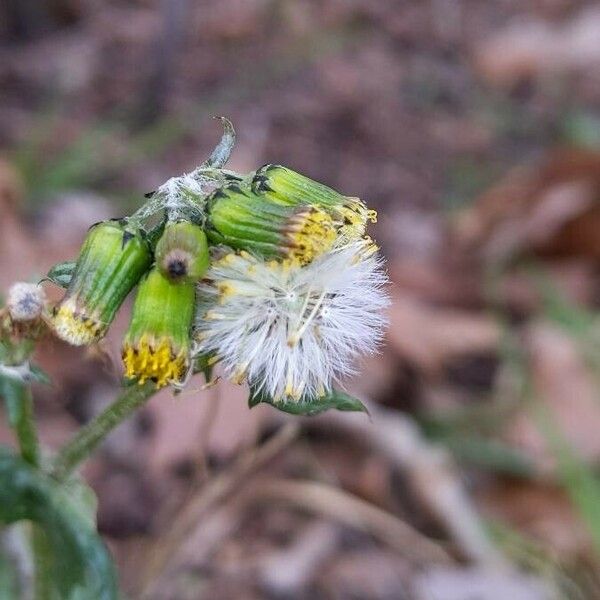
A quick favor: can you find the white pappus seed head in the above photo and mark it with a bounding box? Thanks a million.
[193,241,390,401]
[7,283,46,322]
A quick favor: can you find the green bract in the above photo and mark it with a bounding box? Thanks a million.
[251,164,377,242]
[155,221,210,283]
[52,221,151,346]
[122,268,195,388]
[206,183,337,264]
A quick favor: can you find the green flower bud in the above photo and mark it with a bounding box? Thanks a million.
[206,183,337,265]
[251,164,377,242]
[122,268,195,388]
[155,221,209,283]
[52,221,151,345]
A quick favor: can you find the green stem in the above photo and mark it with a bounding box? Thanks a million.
[31,526,53,600]
[14,385,40,467]
[1,381,50,596]
[0,378,40,466]
[51,382,156,481]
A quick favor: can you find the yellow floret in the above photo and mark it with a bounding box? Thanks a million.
[288,209,337,265]
[122,334,188,388]
[52,299,105,346]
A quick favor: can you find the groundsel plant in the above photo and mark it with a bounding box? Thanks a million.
[47,117,389,410]
[0,118,388,597]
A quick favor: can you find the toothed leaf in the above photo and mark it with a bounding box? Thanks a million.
[0,448,117,599]
[27,364,51,385]
[44,261,77,288]
[248,388,368,416]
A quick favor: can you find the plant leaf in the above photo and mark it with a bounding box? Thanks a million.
[0,447,118,599]
[62,476,99,528]
[43,261,76,288]
[193,353,215,384]
[0,363,51,390]
[26,364,52,386]
[248,387,368,416]
[0,543,20,598]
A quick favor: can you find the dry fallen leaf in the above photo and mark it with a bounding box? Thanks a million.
[504,322,600,472]
[455,148,600,264]
[478,479,591,561]
[387,289,501,375]
[413,566,552,600]
[474,7,600,87]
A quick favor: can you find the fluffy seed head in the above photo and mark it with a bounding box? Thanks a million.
[194,241,389,401]
[7,283,46,322]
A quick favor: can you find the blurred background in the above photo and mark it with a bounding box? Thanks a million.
[2,1,600,598]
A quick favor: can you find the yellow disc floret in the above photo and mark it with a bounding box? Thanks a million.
[287,208,337,265]
[122,268,195,389]
[52,298,105,346]
[51,220,151,346]
[250,165,378,245]
[122,334,188,388]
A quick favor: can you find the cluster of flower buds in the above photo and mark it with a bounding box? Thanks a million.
[47,121,389,409]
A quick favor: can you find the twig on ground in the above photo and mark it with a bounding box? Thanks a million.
[139,422,300,596]
[257,520,340,595]
[144,494,250,599]
[313,405,509,569]
[252,478,453,566]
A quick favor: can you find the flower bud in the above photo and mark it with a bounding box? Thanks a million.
[53,221,151,345]
[251,164,377,242]
[155,221,210,283]
[7,283,46,322]
[206,183,337,265]
[122,268,195,388]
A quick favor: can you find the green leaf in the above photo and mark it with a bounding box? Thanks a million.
[0,546,19,599]
[0,364,50,428]
[62,477,99,528]
[43,261,76,288]
[27,364,52,386]
[249,387,369,416]
[0,447,118,599]
[193,353,214,384]
[0,341,10,363]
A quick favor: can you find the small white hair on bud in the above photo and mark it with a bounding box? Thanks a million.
[7,282,46,322]
[194,241,390,401]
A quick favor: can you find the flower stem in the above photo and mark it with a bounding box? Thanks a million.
[51,381,156,481]
[3,381,50,596]
[0,377,40,465]
[31,525,53,600]
[13,383,40,467]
